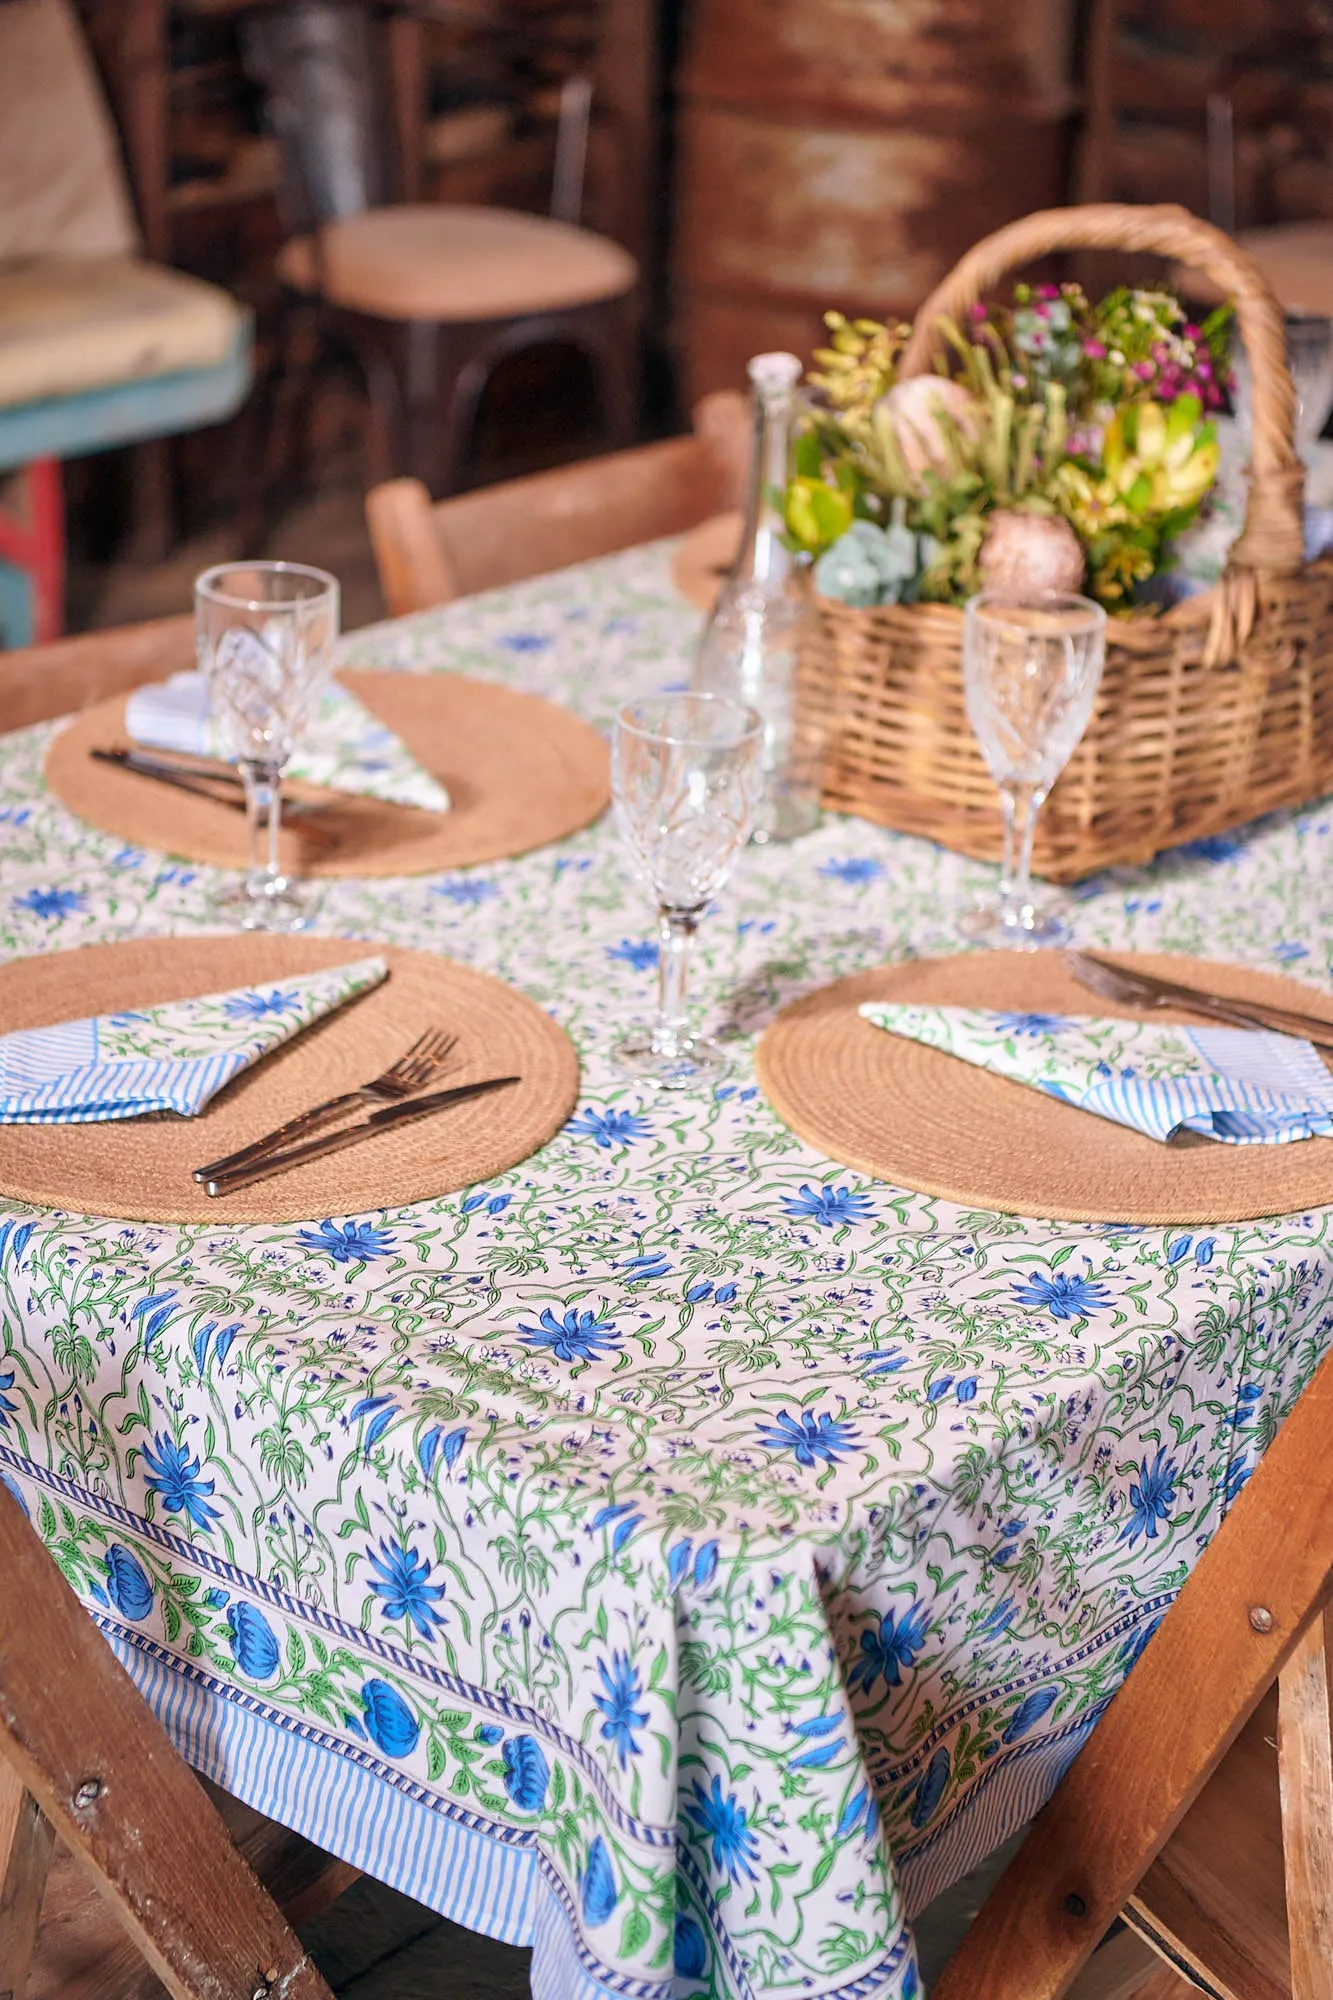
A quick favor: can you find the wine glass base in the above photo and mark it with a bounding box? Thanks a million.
[210,874,315,935]
[960,896,1071,952]
[611,1027,730,1090]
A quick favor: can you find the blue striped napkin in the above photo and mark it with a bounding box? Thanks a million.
[859,1004,1333,1145]
[0,957,387,1124]
[124,672,450,814]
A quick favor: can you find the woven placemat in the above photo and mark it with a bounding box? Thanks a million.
[757,950,1333,1224]
[671,511,742,613]
[43,670,609,878]
[0,935,579,1225]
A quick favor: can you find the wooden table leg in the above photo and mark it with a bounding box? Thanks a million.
[1279,1604,1333,1999]
[0,1761,55,2000]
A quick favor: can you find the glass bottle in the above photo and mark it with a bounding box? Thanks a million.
[693,351,824,842]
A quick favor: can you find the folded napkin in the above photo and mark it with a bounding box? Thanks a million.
[0,957,387,1124]
[860,1003,1333,1145]
[124,672,450,814]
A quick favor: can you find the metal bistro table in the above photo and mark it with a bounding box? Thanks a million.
[3,539,1333,2000]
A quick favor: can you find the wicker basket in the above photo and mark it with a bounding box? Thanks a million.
[802,202,1333,883]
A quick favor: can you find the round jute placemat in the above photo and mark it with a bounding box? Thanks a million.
[756,950,1333,1225]
[0,935,579,1225]
[671,511,742,614]
[43,670,609,878]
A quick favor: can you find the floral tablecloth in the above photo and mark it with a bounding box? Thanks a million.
[4,540,1333,1999]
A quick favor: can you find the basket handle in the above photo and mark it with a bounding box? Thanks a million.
[898,202,1304,577]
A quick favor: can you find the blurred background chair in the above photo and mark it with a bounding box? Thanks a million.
[365,385,747,612]
[239,0,638,536]
[0,0,251,646]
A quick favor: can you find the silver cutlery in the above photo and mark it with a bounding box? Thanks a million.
[92,748,336,845]
[1065,950,1333,1051]
[201,1074,520,1196]
[194,1027,458,1182]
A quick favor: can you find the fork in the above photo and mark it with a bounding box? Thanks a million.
[192,1027,458,1181]
[1064,950,1333,1051]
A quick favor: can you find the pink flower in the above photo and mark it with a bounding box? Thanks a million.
[1033,305,1050,321]
[970,302,988,322]
[1134,360,1156,380]
[1184,323,1201,339]
[1083,338,1106,359]
[1037,283,1060,300]
[1196,358,1213,380]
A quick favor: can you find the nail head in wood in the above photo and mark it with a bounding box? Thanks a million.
[1249,1605,1276,1633]
[72,1776,103,1808]
[1064,1892,1088,1918]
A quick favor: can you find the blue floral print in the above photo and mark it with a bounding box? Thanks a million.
[566,1107,653,1148]
[848,1602,931,1695]
[1119,1449,1179,1546]
[781,1183,876,1228]
[140,1433,220,1533]
[1012,1270,1114,1319]
[229,1601,280,1679]
[592,1651,648,1766]
[606,939,659,970]
[685,1777,760,1882]
[756,1408,860,1466]
[518,1307,621,1362]
[502,1735,550,1812]
[12,887,86,919]
[103,1543,154,1619]
[222,989,299,1021]
[295,1220,397,1264]
[367,1540,446,1639]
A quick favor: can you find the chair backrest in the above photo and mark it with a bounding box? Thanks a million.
[0,613,194,734]
[365,388,751,617]
[0,1478,336,2000]
[240,1,397,233]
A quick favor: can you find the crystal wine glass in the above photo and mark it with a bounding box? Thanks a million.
[612,693,763,1087]
[960,589,1106,950]
[1234,314,1333,460]
[195,561,339,932]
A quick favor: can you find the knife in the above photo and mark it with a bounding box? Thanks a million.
[92,748,336,845]
[201,1074,520,1196]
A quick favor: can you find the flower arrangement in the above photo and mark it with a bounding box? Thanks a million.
[786,283,1233,610]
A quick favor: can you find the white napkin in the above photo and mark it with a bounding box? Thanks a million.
[0,957,387,1123]
[860,1003,1333,1145]
[124,673,450,814]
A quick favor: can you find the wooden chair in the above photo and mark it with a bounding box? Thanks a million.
[239,1,638,516]
[931,1337,1333,2000]
[0,1477,355,2000]
[0,612,193,736]
[365,387,750,616]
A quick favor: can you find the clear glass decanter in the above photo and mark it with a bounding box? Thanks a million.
[693,350,824,842]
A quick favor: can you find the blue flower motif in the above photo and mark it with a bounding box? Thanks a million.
[501,1734,550,1812]
[518,1307,621,1363]
[418,1424,468,1478]
[756,1407,859,1467]
[361,1679,420,1759]
[222,988,299,1021]
[674,1914,708,1979]
[819,856,885,885]
[592,1651,648,1767]
[103,1544,154,1620]
[132,1291,178,1346]
[622,1251,670,1282]
[684,1776,760,1881]
[582,1836,618,1925]
[486,1194,510,1215]
[910,1745,951,1828]
[1167,1235,1192,1264]
[955,1375,979,1403]
[567,1108,653,1149]
[1118,1613,1164,1671]
[781,1183,876,1229]
[1195,1237,1216,1266]
[141,1433,221,1533]
[858,1347,905,1378]
[1011,1270,1113,1320]
[296,1219,397,1264]
[434,877,499,906]
[476,1723,503,1745]
[992,1011,1072,1037]
[848,1601,930,1695]
[685,1278,713,1303]
[496,631,550,653]
[0,1472,27,1517]
[1119,1447,1178,1546]
[1175,830,1245,863]
[367,1540,446,1640]
[0,1368,16,1429]
[229,1601,280,1679]
[667,1538,693,1588]
[1003,1686,1057,1742]
[714,1282,737,1304]
[606,939,659,971]
[13,887,86,920]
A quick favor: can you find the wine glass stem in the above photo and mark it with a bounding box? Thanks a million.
[240,759,285,889]
[998,781,1045,922]
[654,907,699,1055]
